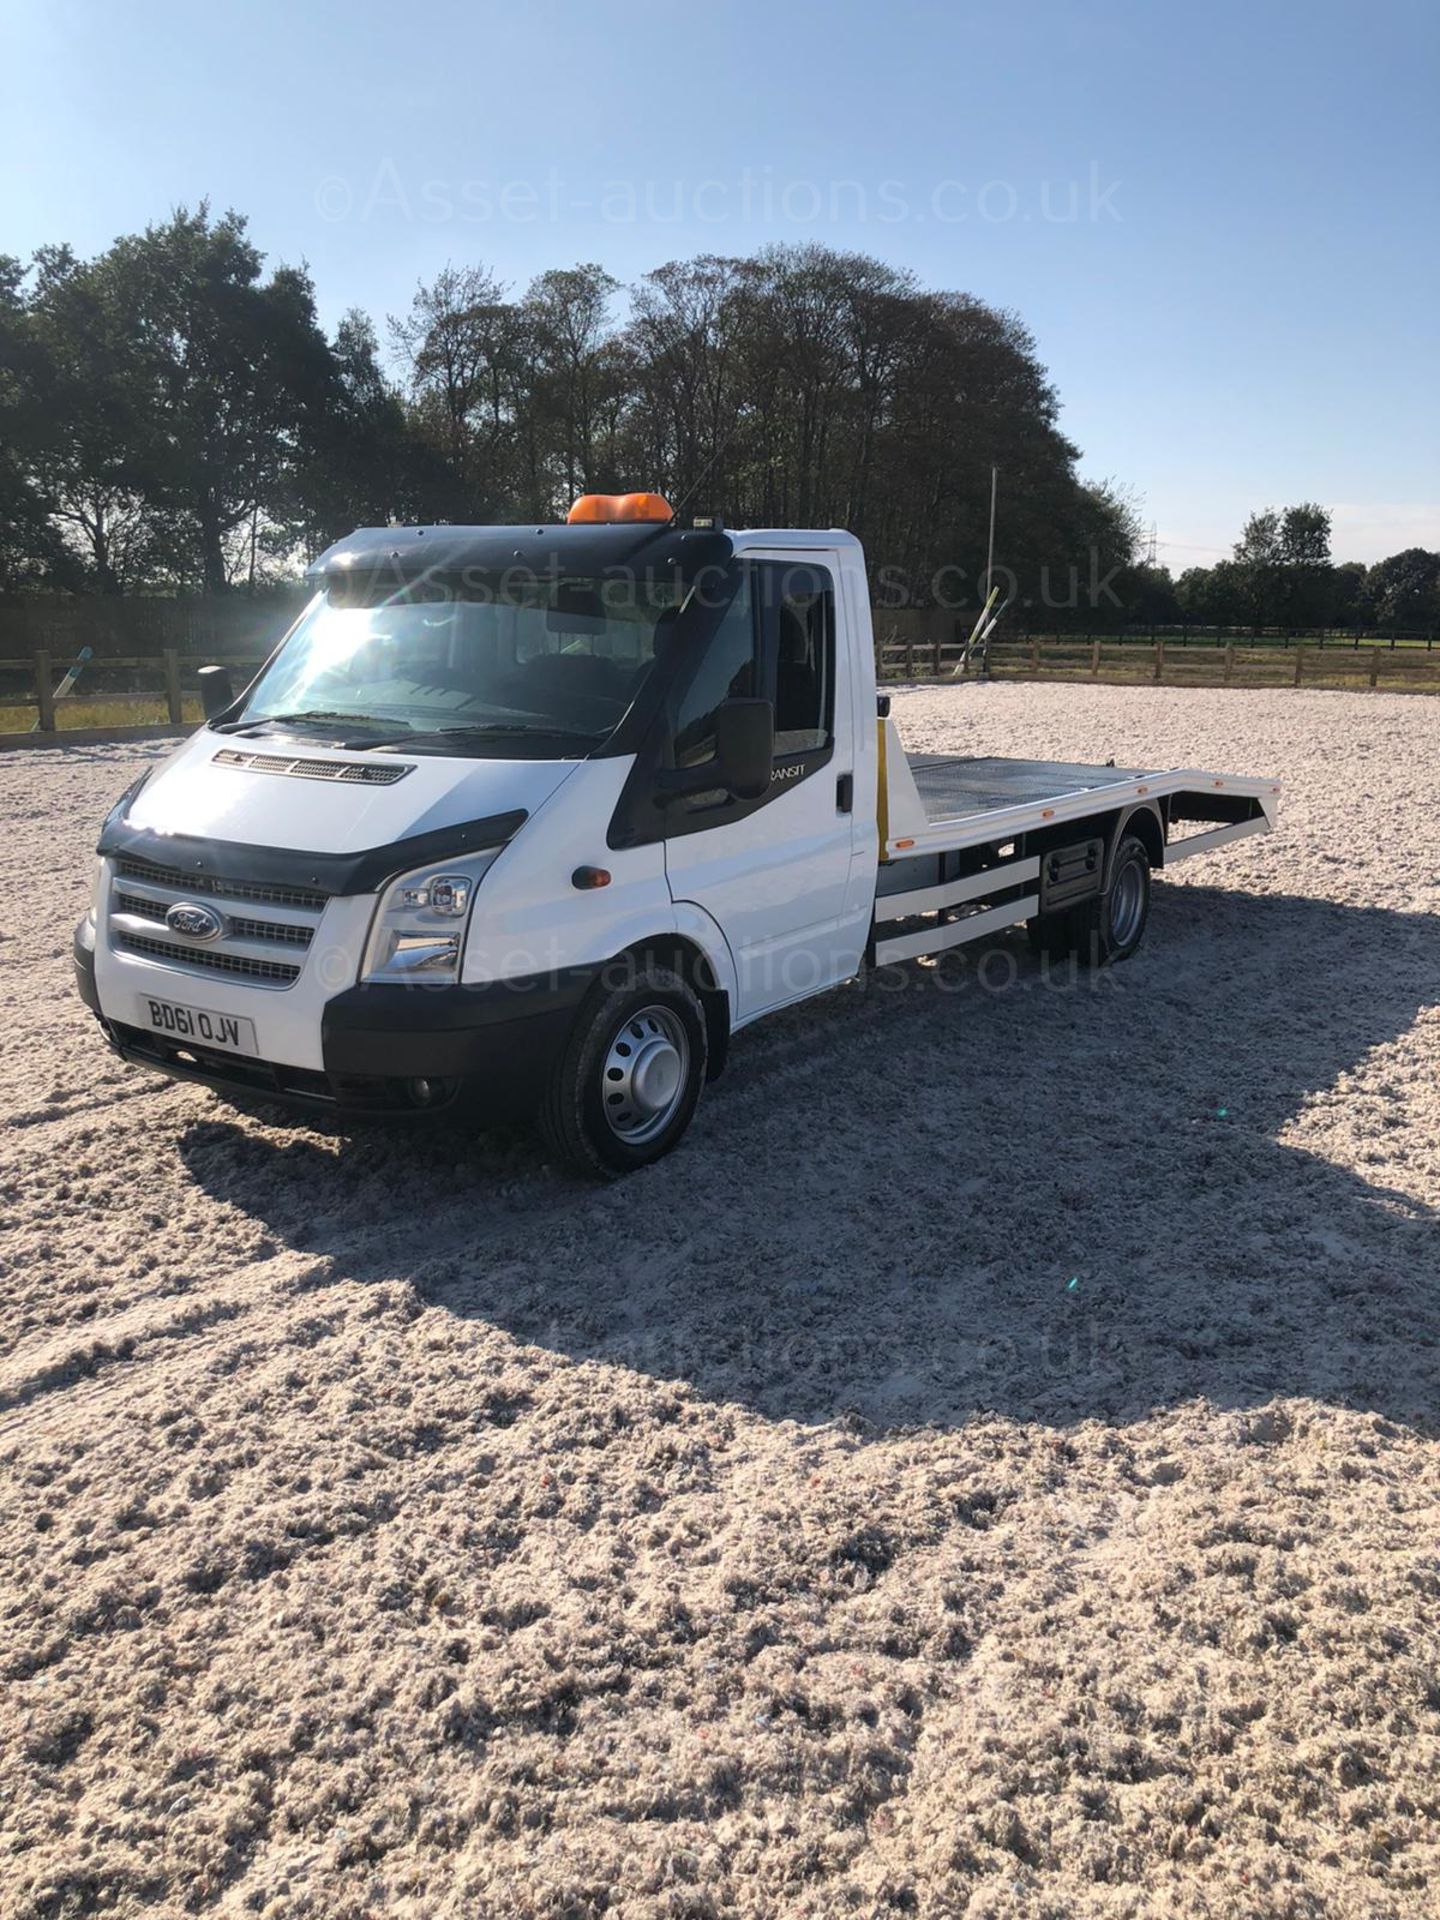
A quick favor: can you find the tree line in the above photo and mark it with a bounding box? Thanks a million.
[1124,505,1439,636]
[1,204,1434,631]
[0,204,1134,609]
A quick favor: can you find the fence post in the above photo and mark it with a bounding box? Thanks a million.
[1224,643,1235,686]
[1369,648,1381,688]
[932,630,943,678]
[1030,638,1040,676]
[874,630,885,684]
[1292,644,1305,688]
[1090,638,1101,679]
[906,632,916,679]
[164,648,184,726]
[34,651,55,732]
[1153,641,1164,682]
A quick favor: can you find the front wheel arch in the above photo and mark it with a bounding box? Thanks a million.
[611,935,732,1082]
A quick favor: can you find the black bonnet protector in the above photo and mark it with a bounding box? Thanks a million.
[97,807,528,898]
[307,521,734,595]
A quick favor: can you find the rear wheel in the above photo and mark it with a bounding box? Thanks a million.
[537,963,707,1177]
[1027,832,1152,967]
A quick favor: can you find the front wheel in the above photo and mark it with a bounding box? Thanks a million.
[1027,832,1152,967]
[537,963,708,1177]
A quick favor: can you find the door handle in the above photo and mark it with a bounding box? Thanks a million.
[836,771,854,813]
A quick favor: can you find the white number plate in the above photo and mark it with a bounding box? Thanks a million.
[143,996,259,1057]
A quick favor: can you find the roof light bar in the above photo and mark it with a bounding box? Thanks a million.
[566,492,673,525]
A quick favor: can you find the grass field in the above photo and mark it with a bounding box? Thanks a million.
[882,639,1440,694]
[990,645,1440,691]
[0,695,208,734]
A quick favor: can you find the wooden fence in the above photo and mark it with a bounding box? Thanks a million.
[876,633,1440,691]
[0,651,270,742]
[4,628,1440,744]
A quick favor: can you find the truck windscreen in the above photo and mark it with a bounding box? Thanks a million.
[225,573,688,754]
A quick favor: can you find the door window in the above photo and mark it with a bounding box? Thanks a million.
[755,562,835,761]
[671,567,759,768]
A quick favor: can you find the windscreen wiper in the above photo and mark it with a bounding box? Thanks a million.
[215,710,398,742]
[387,722,608,749]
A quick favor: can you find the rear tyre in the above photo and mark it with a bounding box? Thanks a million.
[1027,832,1152,967]
[537,962,708,1177]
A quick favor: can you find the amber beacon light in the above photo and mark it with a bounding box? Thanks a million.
[566,492,673,525]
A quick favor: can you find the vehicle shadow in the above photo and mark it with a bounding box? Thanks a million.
[178,884,1440,1435]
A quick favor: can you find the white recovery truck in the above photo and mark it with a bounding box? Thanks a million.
[76,495,1279,1174]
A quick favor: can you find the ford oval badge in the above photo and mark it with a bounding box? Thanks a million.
[165,901,224,942]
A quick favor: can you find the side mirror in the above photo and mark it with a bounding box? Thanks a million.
[198,665,235,721]
[714,698,774,802]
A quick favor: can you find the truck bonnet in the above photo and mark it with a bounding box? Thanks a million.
[115,729,578,865]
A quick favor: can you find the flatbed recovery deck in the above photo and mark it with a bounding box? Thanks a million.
[908,753,1154,822]
[883,726,1280,858]
[871,726,1281,965]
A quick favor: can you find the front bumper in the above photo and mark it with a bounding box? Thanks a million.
[75,922,595,1122]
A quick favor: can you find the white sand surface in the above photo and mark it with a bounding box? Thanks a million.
[2,684,1437,1918]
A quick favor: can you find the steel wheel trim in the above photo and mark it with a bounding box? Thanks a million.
[1110,859,1146,945]
[600,1005,691,1144]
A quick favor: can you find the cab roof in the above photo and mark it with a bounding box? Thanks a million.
[307,521,863,587]
[307,521,733,584]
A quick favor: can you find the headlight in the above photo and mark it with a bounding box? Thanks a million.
[361,850,500,983]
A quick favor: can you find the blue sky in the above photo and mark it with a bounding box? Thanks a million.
[7,0,1437,565]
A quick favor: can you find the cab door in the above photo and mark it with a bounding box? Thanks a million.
[661,552,869,1023]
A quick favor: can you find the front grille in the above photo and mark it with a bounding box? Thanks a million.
[211,749,412,785]
[225,913,312,947]
[116,857,327,914]
[113,890,312,949]
[108,854,327,990]
[113,931,303,984]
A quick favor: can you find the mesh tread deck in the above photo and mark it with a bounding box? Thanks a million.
[905,754,1152,824]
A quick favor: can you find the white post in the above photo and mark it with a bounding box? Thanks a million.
[28,645,93,731]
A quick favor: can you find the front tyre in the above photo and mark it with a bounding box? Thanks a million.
[538,963,708,1177]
